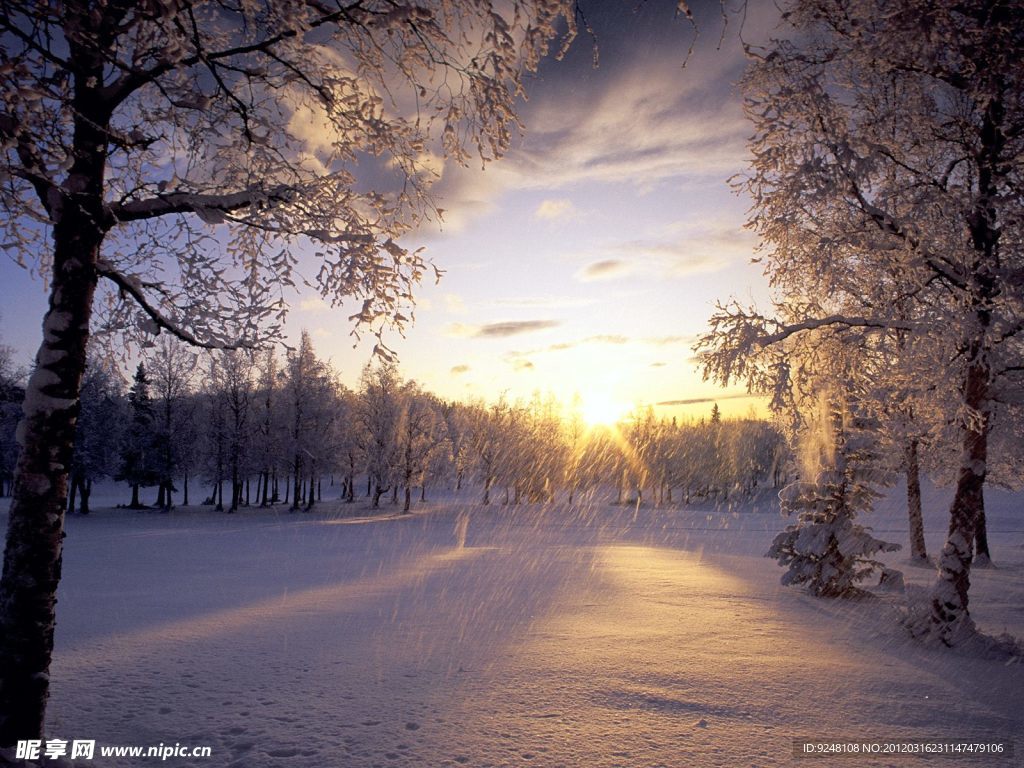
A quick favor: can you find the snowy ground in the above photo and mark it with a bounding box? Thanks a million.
[2,481,1022,767]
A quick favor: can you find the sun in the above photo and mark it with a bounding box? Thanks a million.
[580,392,629,427]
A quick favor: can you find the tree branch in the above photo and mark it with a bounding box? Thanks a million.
[106,186,297,225]
[96,262,243,350]
[756,314,914,347]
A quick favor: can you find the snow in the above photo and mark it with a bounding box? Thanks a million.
[2,480,1022,767]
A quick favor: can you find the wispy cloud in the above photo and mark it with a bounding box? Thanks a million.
[657,392,755,406]
[548,334,631,352]
[535,198,577,220]
[445,319,561,339]
[576,259,634,282]
[450,364,471,375]
[426,50,748,233]
[573,224,752,284]
[492,295,598,309]
[299,295,329,312]
[443,293,467,315]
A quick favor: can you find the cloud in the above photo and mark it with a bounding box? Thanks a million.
[572,222,754,284]
[548,334,631,351]
[450,364,471,375]
[576,259,634,282]
[444,319,561,339]
[423,47,749,233]
[443,293,467,314]
[535,198,576,220]
[656,392,755,406]
[476,320,560,338]
[512,359,535,372]
[492,295,598,309]
[299,295,329,312]
[645,335,694,346]
[650,362,667,368]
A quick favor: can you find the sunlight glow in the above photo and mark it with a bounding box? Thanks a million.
[580,392,630,427]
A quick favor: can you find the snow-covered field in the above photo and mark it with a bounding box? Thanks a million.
[3,481,1022,767]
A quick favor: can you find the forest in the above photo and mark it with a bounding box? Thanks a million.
[0,331,786,516]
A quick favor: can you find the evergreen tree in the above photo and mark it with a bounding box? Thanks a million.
[117,364,160,508]
[767,391,900,597]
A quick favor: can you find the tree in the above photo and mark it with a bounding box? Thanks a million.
[0,335,22,498]
[358,362,401,509]
[0,0,579,738]
[147,337,197,510]
[213,350,254,512]
[252,348,283,506]
[117,363,160,508]
[393,383,445,513]
[766,365,900,596]
[698,0,1024,645]
[68,358,122,515]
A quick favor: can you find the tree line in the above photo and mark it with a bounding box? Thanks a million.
[0,332,789,517]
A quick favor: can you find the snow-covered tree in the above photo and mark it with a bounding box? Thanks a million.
[147,337,197,510]
[394,383,446,513]
[441,401,471,493]
[67,358,122,515]
[698,0,1024,644]
[0,0,579,739]
[252,348,283,506]
[358,362,401,509]
[767,385,900,597]
[213,350,254,512]
[467,400,502,505]
[117,364,160,508]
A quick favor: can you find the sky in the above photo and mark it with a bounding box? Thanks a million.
[0,0,776,425]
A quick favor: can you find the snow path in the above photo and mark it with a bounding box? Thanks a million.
[31,499,1024,766]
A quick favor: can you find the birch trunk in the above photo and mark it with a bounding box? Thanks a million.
[0,214,101,742]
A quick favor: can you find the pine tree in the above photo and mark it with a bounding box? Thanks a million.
[117,364,160,508]
[767,391,900,597]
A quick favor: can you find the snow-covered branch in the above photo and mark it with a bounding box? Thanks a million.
[96,262,243,350]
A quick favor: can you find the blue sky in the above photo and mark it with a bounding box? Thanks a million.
[1,0,776,423]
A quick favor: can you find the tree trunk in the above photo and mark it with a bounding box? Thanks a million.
[305,470,316,511]
[929,358,989,645]
[404,485,411,513]
[130,483,141,509]
[66,473,79,515]
[80,479,92,517]
[420,484,426,503]
[183,472,189,506]
[904,438,928,563]
[155,482,166,510]
[0,192,102,744]
[973,498,992,566]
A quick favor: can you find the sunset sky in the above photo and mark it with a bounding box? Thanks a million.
[0,0,776,424]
